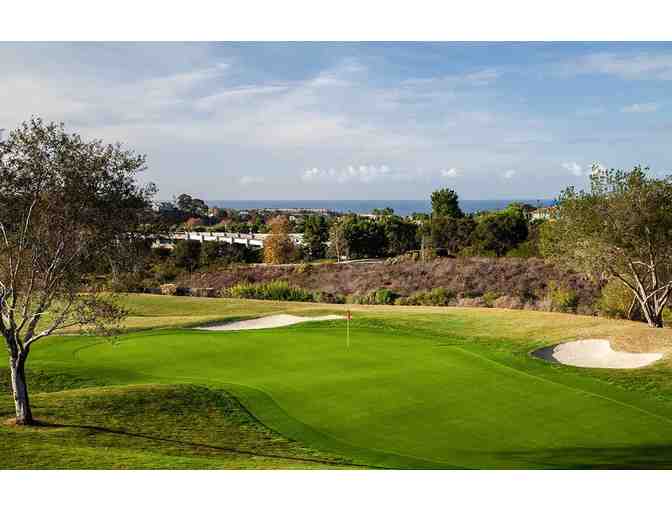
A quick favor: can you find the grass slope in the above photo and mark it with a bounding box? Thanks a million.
[0,381,358,469]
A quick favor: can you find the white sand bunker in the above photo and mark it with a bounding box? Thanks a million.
[533,339,663,369]
[196,313,344,331]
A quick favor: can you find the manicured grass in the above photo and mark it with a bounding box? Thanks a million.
[4,294,672,469]
[66,293,344,332]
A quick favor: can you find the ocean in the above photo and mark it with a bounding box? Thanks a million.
[207,199,555,217]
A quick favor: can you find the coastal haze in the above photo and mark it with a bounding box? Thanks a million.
[208,199,555,216]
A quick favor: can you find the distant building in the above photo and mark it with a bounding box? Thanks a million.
[531,206,557,221]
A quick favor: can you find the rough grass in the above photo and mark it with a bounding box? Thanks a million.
[5,294,672,469]
[0,384,358,469]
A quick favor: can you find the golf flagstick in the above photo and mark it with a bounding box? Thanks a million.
[346,310,351,348]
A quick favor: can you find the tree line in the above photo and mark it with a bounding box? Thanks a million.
[259,187,539,263]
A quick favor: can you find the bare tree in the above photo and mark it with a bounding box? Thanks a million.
[0,118,155,424]
[541,165,672,328]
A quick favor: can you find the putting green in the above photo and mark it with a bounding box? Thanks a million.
[29,319,672,469]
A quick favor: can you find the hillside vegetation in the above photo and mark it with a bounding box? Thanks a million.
[179,257,601,312]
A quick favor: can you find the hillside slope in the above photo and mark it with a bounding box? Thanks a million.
[179,257,601,309]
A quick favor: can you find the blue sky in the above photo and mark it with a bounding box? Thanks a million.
[1,42,670,200]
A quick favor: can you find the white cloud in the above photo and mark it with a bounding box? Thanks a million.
[562,161,608,177]
[560,52,672,80]
[4,44,642,200]
[462,69,501,86]
[621,102,660,113]
[239,176,266,186]
[575,106,606,117]
[302,165,393,183]
[441,168,460,178]
[403,68,500,88]
[562,161,584,176]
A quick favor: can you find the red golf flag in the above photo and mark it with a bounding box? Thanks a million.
[346,310,352,321]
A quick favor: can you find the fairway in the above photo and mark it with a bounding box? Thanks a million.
[14,301,672,469]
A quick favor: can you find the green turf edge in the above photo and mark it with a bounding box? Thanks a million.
[218,381,461,470]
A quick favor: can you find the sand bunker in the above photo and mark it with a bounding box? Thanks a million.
[533,339,663,369]
[196,313,344,331]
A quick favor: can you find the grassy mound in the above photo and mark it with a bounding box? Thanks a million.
[0,384,356,469]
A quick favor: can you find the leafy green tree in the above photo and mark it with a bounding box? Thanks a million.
[372,207,395,216]
[430,216,476,255]
[328,215,387,260]
[381,216,419,256]
[506,219,544,258]
[431,188,463,218]
[0,118,154,425]
[470,210,528,257]
[201,241,259,265]
[201,241,222,265]
[174,239,202,271]
[175,193,208,217]
[303,215,329,260]
[541,165,672,328]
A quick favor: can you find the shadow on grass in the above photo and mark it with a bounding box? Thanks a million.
[500,444,672,469]
[25,419,377,469]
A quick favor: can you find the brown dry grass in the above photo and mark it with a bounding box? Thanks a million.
[178,257,601,307]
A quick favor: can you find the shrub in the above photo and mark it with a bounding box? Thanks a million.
[107,272,145,293]
[506,240,538,258]
[397,288,456,306]
[547,281,578,313]
[482,291,499,307]
[457,296,486,307]
[224,280,315,302]
[492,295,524,309]
[188,287,217,298]
[462,290,483,299]
[597,279,637,319]
[458,246,497,258]
[174,240,202,271]
[314,291,346,304]
[349,288,400,305]
[152,246,173,260]
[152,261,179,283]
[294,263,313,275]
[374,289,398,305]
[160,283,178,296]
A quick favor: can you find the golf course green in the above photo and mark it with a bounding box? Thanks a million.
[4,295,672,469]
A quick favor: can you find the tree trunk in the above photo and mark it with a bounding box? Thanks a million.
[641,303,664,328]
[651,312,665,328]
[9,354,33,425]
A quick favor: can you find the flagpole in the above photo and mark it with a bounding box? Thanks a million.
[347,310,350,348]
